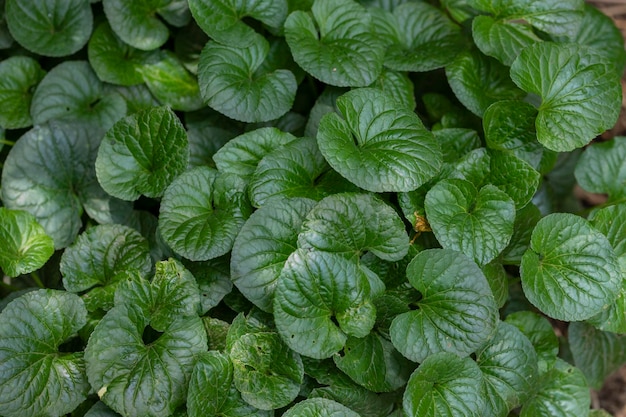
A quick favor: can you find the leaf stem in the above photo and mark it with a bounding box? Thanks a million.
[30,271,45,289]
[0,280,20,291]
[0,139,15,146]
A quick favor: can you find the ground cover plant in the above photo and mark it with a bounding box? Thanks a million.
[0,0,625,416]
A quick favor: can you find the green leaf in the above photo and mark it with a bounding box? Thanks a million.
[569,322,626,390]
[575,136,626,201]
[283,398,360,417]
[102,0,172,50]
[285,0,384,87]
[231,332,304,409]
[185,109,242,168]
[274,249,379,359]
[0,290,90,417]
[95,106,189,201]
[108,83,160,114]
[471,15,540,66]
[85,302,207,417]
[248,137,346,206]
[520,358,590,417]
[0,208,54,277]
[369,69,416,110]
[60,224,153,310]
[520,213,622,321]
[189,0,287,47]
[481,261,509,308]
[501,203,542,265]
[188,351,270,417]
[390,249,498,363]
[84,401,121,417]
[198,38,297,123]
[317,87,441,193]
[403,352,485,417]
[184,257,233,314]
[378,2,464,72]
[510,42,621,152]
[1,123,100,248]
[5,0,92,56]
[139,51,204,111]
[31,61,127,132]
[446,50,524,117]
[475,321,538,416]
[231,197,317,312]
[425,178,516,266]
[333,332,413,392]
[0,56,45,129]
[159,167,249,261]
[88,22,158,86]
[298,193,408,261]
[504,311,559,372]
[213,127,297,180]
[305,87,344,138]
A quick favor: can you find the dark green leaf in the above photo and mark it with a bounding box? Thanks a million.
[0,290,90,417]
[0,208,54,277]
[0,56,45,129]
[403,352,485,417]
[283,398,360,416]
[575,136,626,201]
[102,0,172,50]
[6,0,92,56]
[184,257,233,314]
[95,106,189,201]
[510,42,621,152]
[501,203,542,265]
[285,0,385,87]
[504,311,559,372]
[369,69,416,110]
[520,213,621,321]
[471,15,540,66]
[390,249,498,363]
[317,87,442,192]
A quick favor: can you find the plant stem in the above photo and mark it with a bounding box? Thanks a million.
[31,271,45,289]
[0,139,15,146]
[0,280,20,291]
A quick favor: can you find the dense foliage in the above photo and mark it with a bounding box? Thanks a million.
[0,0,625,416]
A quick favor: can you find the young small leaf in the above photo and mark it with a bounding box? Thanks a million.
[510,42,621,152]
[403,352,485,417]
[285,0,385,87]
[0,56,45,129]
[5,0,92,56]
[0,208,54,278]
[0,290,90,417]
[198,38,297,123]
[520,213,621,321]
[95,106,189,201]
[575,136,626,201]
[390,249,498,363]
[425,178,516,266]
[231,197,317,312]
[317,87,442,192]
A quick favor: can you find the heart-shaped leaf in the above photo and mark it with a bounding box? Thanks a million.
[575,136,626,201]
[231,197,317,312]
[403,352,485,417]
[390,249,498,363]
[5,0,92,56]
[510,42,621,152]
[425,178,516,266]
[198,37,297,123]
[505,311,559,371]
[520,213,621,321]
[317,87,442,192]
[159,167,249,261]
[285,0,384,87]
[471,15,541,66]
[298,192,409,261]
[0,290,90,417]
[95,106,189,201]
[0,208,54,278]
[0,56,45,129]
[274,249,379,359]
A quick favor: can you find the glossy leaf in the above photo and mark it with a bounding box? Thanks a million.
[0,208,54,278]
[0,290,89,417]
[198,38,297,123]
[184,257,233,314]
[95,106,189,201]
[403,352,485,417]
[317,87,441,192]
[231,197,317,312]
[425,178,516,266]
[298,193,409,261]
[521,213,621,321]
[274,249,379,359]
[285,0,384,87]
[504,311,559,371]
[575,136,626,201]
[471,15,540,66]
[282,398,360,417]
[159,167,249,261]
[390,249,498,363]
[5,0,92,56]
[102,0,172,50]
[0,56,45,129]
[510,42,621,152]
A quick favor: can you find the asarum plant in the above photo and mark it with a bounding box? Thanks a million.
[0,0,625,416]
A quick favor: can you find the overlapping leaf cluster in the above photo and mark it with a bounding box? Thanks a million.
[0,0,625,416]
